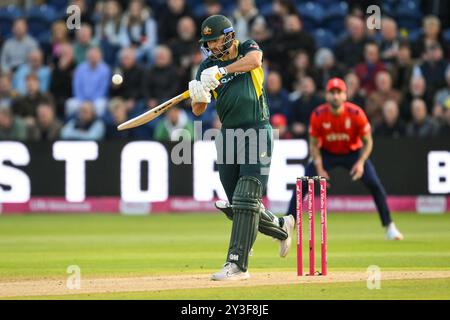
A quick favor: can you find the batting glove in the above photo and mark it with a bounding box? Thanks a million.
[189,80,211,104]
[200,66,227,91]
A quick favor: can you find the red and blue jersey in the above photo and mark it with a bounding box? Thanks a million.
[309,102,371,155]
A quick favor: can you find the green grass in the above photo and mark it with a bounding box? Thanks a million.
[0,212,449,299]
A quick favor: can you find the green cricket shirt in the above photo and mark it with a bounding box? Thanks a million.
[196,39,270,128]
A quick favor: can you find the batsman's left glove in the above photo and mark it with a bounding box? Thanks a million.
[200,65,227,91]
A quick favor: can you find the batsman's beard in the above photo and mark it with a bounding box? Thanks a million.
[204,34,235,60]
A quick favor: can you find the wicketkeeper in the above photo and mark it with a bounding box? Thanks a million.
[189,15,295,281]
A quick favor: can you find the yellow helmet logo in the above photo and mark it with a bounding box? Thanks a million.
[203,26,212,35]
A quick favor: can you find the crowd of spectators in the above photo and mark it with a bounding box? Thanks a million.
[0,0,449,142]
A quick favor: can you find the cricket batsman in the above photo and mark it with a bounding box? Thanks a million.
[188,15,295,281]
[286,77,404,240]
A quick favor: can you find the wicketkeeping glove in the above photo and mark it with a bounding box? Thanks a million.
[189,80,211,104]
[200,65,227,91]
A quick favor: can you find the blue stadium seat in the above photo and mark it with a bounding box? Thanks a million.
[26,5,57,38]
[315,0,336,6]
[193,4,206,18]
[298,2,325,33]
[47,0,69,12]
[0,5,22,38]
[260,3,273,17]
[408,28,422,42]
[312,28,336,49]
[396,0,422,30]
[382,0,397,17]
[323,1,348,31]
[443,28,450,43]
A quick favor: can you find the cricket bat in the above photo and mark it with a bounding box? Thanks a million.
[117,73,221,131]
[117,90,191,131]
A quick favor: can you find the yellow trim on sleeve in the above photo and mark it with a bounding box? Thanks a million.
[250,66,264,98]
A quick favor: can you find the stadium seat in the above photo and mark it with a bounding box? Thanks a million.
[298,2,325,33]
[47,0,69,12]
[260,3,273,17]
[26,5,57,38]
[396,0,422,30]
[407,28,423,42]
[193,4,206,18]
[313,28,336,49]
[443,28,450,43]
[323,1,348,31]
[0,5,22,38]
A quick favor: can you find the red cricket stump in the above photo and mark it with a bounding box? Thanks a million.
[320,178,327,276]
[308,178,315,276]
[296,178,303,276]
[296,176,328,276]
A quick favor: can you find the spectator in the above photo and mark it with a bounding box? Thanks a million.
[169,16,198,69]
[335,15,370,68]
[378,17,400,65]
[354,42,386,96]
[50,21,70,64]
[231,0,265,41]
[344,72,365,107]
[67,47,111,117]
[119,0,158,65]
[12,74,53,125]
[61,101,106,140]
[104,98,131,139]
[195,0,224,30]
[437,102,450,137]
[314,48,345,91]
[268,14,315,72]
[12,49,51,95]
[412,15,447,59]
[265,0,299,37]
[95,0,124,66]
[73,24,97,64]
[0,105,27,140]
[433,66,450,120]
[366,71,401,126]
[0,73,18,108]
[284,50,318,92]
[391,41,414,96]
[400,76,433,120]
[158,0,193,44]
[373,100,406,139]
[110,47,144,112]
[27,101,63,141]
[1,18,38,74]
[288,76,323,138]
[69,0,95,30]
[142,45,179,110]
[405,98,439,138]
[249,18,273,54]
[49,43,76,120]
[270,113,292,139]
[153,106,194,141]
[415,42,448,98]
[266,71,290,116]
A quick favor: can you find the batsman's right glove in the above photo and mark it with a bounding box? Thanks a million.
[189,80,211,104]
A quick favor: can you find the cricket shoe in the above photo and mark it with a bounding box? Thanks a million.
[279,215,295,257]
[215,200,233,221]
[211,262,250,281]
[385,222,404,240]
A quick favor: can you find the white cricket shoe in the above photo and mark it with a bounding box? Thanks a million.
[211,262,250,281]
[385,222,404,240]
[279,215,295,257]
